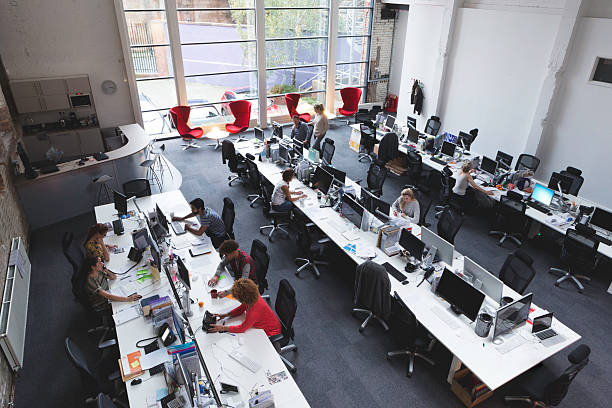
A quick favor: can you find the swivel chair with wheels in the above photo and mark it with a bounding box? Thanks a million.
[321,138,335,165]
[364,159,387,197]
[284,93,311,122]
[259,182,290,242]
[515,154,540,172]
[352,261,391,333]
[437,205,463,245]
[504,344,590,407]
[434,167,455,217]
[169,106,203,150]
[560,166,584,196]
[245,156,264,207]
[358,124,376,162]
[221,140,248,186]
[424,115,441,136]
[250,239,270,298]
[97,393,128,408]
[225,100,252,143]
[63,231,84,279]
[294,216,329,279]
[386,292,435,378]
[549,228,599,293]
[338,87,362,124]
[269,279,299,373]
[499,249,536,295]
[489,190,528,247]
[221,197,235,240]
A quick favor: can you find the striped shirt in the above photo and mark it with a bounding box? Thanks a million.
[198,207,226,238]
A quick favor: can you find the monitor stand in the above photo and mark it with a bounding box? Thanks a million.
[450,304,462,315]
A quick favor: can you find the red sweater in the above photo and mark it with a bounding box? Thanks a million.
[228,296,281,336]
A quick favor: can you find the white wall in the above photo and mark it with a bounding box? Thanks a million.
[0,0,135,128]
[388,9,409,97]
[396,4,444,130]
[536,17,612,206]
[438,8,560,160]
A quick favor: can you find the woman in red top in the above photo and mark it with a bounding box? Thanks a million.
[209,279,281,337]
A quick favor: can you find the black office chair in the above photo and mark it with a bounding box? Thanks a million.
[65,337,124,405]
[424,115,441,136]
[250,239,270,297]
[122,179,151,198]
[364,160,387,197]
[386,292,435,378]
[305,123,314,149]
[63,231,84,280]
[406,150,425,186]
[294,216,329,279]
[504,344,590,407]
[269,279,298,373]
[560,166,584,196]
[221,197,235,240]
[321,138,335,165]
[377,132,399,164]
[221,140,248,186]
[358,124,376,162]
[97,393,128,408]
[434,167,455,217]
[549,228,599,293]
[437,206,463,245]
[245,155,265,207]
[352,261,391,333]
[417,194,432,227]
[515,154,540,172]
[499,249,536,295]
[489,190,528,247]
[259,182,290,242]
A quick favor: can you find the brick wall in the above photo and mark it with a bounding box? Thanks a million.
[0,86,29,408]
[367,0,395,103]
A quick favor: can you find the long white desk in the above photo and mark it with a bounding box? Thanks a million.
[96,190,309,408]
[236,140,580,392]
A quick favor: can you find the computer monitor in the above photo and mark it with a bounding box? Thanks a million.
[341,194,364,229]
[150,239,161,271]
[463,257,504,305]
[530,184,554,207]
[406,116,417,129]
[272,122,282,138]
[156,204,169,233]
[547,172,574,195]
[308,148,320,163]
[278,144,290,163]
[145,215,159,244]
[399,229,425,259]
[458,131,475,151]
[132,228,150,250]
[384,115,395,130]
[441,141,456,158]
[444,132,458,144]
[480,156,498,176]
[16,142,37,179]
[493,293,533,339]
[360,189,390,222]
[420,227,454,265]
[495,151,513,169]
[322,165,346,184]
[407,127,420,143]
[114,191,128,216]
[312,166,334,194]
[176,256,191,289]
[175,353,196,407]
[254,127,264,141]
[435,268,485,322]
[293,139,304,156]
[590,207,612,233]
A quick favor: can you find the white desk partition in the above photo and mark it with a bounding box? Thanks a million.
[96,190,309,407]
[237,140,580,391]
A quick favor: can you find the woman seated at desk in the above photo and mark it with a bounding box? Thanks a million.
[79,256,141,311]
[392,188,420,224]
[453,161,494,210]
[271,169,306,212]
[208,240,257,296]
[209,279,281,336]
[84,223,117,262]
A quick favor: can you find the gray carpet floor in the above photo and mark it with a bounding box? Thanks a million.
[14,122,612,407]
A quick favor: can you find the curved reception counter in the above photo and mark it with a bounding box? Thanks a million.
[15,124,151,229]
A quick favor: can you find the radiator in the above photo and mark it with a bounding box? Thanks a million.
[0,237,31,371]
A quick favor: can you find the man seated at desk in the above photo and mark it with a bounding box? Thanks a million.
[209,279,281,336]
[208,240,256,296]
[172,198,226,249]
[79,256,141,311]
[290,115,309,146]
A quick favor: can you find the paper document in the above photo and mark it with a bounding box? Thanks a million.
[114,305,142,325]
[139,347,170,370]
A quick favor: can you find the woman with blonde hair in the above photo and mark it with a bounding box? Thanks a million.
[311,103,329,151]
[392,188,421,224]
[84,223,116,262]
[209,278,281,336]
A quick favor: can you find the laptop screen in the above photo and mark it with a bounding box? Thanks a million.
[532,313,553,334]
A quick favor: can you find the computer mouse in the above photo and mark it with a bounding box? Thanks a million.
[130,378,142,386]
[547,212,553,216]
[402,280,409,285]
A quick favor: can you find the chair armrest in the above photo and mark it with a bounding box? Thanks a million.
[305,222,315,228]
[268,334,285,345]
[317,237,331,244]
[354,179,363,185]
[108,370,121,382]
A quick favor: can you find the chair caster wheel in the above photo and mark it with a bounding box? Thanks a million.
[579,289,583,294]
[386,356,391,362]
[358,327,364,333]
[554,282,560,287]
[289,367,297,374]
[315,275,320,280]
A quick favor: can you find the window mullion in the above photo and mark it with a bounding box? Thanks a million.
[256,0,268,128]
[165,0,187,106]
[327,0,339,112]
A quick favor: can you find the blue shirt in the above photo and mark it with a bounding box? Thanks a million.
[198,208,226,238]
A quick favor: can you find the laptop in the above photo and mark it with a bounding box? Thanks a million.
[532,313,564,346]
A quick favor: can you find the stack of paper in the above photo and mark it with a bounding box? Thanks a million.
[113,305,142,325]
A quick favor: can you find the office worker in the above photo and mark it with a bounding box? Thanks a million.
[453,161,494,209]
[290,114,309,144]
[271,168,306,212]
[81,256,140,311]
[209,279,281,336]
[392,188,421,224]
[208,240,256,295]
[84,223,116,262]
[311,104,329,151]
[172,198,226,248]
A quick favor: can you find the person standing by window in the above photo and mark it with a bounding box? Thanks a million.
[311,104,329,151]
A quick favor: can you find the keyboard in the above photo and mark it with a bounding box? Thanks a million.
[170,220,186,235]
[342,230,360,241]
[527,200,551,215]
[430,157,447,166]
[382,262,407,283]
[228,350,261,373]
[535,328,558,341]
[430,306,460,330]
[495,334,525,354]
[593,233,612,246]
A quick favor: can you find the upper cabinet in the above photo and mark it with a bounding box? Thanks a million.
[10,81,39,99]
[10,75,93,114]
[39,79,67,95]
[66,77,91,94]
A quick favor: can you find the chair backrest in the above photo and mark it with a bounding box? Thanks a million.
[284,93,301,116]
[295,217,313,253]
[228,100,252,129]
[515,154,540,172]
[322,138,335,165]
[65,337,97,394]
[406,150,423,179]
[367,160,387,197]
[62,231,81,274]
[359,124,375,150]
[123,179,152,198]
[97,394,118,408]
[560,168,584,196]
[275,279,297,339]
[563,228,599,270]
[245,157,261,189]
[250,239,270,294]
[261,181,274,216]
[424,115,441,136]
[306,123,314,145]
[221,197,235,240]
[437,206,463,244]
[378,132,399,163]
[439,168,455,203]
[390,291,419,346]
[221,140,240,171]
[169,106,193,136]
[354,260,391,317]
[499,193,527,216]
[418,195,432,226]
[340,87,362,113]
[543,345,590,405]
[498,249,536,294]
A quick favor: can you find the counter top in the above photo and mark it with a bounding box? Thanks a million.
[23,124,100,135]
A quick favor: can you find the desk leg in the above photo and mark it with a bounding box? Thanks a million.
[607,280,612,295]
[447,355,462,385]
[527,220,541,239]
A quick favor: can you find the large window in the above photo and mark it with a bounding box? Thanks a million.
[118,0,372,135]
